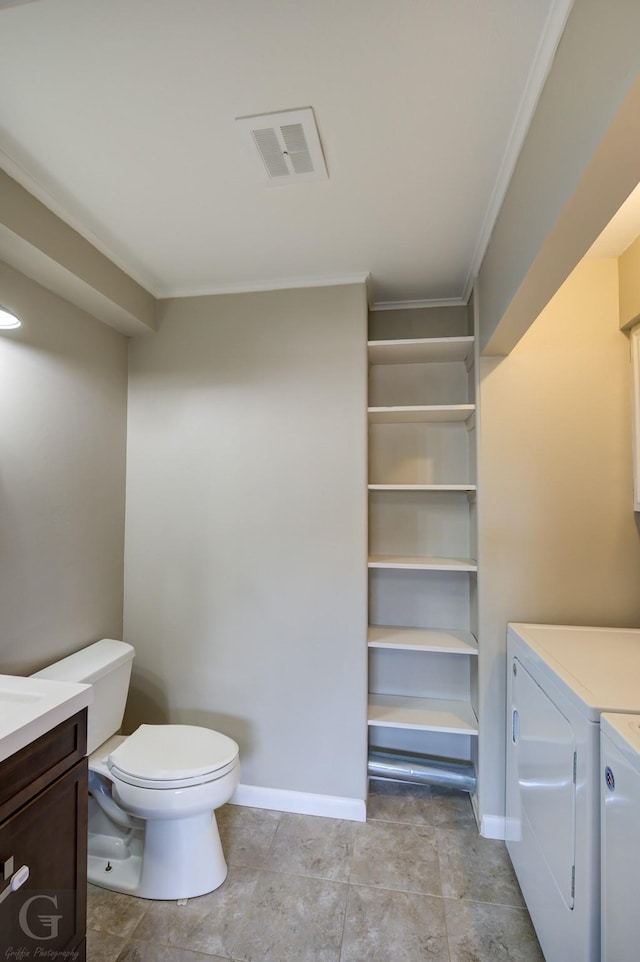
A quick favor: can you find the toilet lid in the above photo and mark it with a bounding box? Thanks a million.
[107,724,239,783]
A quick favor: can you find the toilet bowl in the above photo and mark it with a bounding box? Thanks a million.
[88,724,240,899]
[33,639,240,900]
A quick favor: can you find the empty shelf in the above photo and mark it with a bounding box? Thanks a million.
[368,404,475,424]
[368,336,474,365]
[368,483,476,492]
[367,626,478,654]
[368,554,478,572]
[368,694,478,734]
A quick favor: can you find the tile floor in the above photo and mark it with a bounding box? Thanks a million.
[87,780,544,962]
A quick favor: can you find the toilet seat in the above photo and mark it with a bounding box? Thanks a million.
[107,724,239,790]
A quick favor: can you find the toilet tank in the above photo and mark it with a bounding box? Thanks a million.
[32,639,135,754]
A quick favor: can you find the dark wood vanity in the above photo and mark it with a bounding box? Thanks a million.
[0,710,88,960]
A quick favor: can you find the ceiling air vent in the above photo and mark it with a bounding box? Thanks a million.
[235,107,328,186]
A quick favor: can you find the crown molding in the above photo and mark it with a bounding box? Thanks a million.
[462,0,575,300]
[158,272,370,300]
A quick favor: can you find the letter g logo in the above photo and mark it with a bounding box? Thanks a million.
[18,894,62,940]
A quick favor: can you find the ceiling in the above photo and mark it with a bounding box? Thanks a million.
[0,0,572,306]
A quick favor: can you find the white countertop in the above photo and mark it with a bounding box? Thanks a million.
[0,674,92,763]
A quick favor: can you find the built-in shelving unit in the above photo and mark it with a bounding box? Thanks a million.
[366,304,479,783]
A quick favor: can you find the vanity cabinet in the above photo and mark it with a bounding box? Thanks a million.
[0,710,87,959]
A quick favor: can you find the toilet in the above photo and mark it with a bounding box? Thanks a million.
[32,639,240,900]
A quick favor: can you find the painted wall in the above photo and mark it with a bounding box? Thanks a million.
[0,260,128,674]
[477,257,640,824]
[124,284,368,802]
[478,0,640,354]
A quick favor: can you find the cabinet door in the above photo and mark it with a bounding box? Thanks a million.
[510,658,576,909]
[0,758,87,956]
[631,324,640,511]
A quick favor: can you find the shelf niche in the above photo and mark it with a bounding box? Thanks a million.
[366,303,479,776]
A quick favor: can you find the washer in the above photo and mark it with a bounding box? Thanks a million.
[506,623,640,962]
[600,712,640,962]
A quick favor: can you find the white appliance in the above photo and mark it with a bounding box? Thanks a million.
[600,712,640,962]
[506,623,640,962]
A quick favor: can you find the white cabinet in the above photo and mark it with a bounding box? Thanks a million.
[631,324,640,512]
[367,307,479,771]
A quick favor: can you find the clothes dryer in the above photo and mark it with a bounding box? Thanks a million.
[600,712,640,962]
[506,623,640,962]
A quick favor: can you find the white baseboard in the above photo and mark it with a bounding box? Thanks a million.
[229,783,367,822]
[480,813,507,839]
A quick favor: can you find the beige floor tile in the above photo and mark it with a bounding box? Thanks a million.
[445,898,545,961]
[84,790,542,962]
[86,885,150,939]
[115,942,228,962]
[130,883,226,947]
[86,927,128,962]
[430,786,477,831]
[230,870,347,962]
[265,812,355,881]
[170,866,261,958]
[217,804,282,869]
[341,884,449,962]
[350,820,441,895]
[366,778,434,826]
[437,829,525,906]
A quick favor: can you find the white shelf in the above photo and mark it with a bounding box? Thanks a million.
[368,554,478,572]
[368,483,476,493]
[368,693,478,734]
[368,404,475,424]
[368,336,474,366]
[368,626,478,655]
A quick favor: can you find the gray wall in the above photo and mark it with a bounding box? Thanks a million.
[0,260,128,674]
[124,284,368,801]
[478,0,640,354]
[477,257,640,823]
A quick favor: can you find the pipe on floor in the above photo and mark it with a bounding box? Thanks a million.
[368,748,476,793]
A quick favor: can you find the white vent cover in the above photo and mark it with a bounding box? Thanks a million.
[235,107,328,186]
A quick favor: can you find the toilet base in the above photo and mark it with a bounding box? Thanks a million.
[88,798,228,899]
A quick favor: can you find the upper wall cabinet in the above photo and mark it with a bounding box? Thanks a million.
[366,305,479,776]
[632,325,640,512]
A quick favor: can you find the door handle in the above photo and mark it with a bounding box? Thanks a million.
[0,864,30,905]
[512,708,519,744]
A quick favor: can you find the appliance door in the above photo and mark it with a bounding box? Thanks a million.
[511,656,576,909]
[601,730,640,961]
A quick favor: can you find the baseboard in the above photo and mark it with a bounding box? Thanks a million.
[480,813,507,839]
[229,783,367,822]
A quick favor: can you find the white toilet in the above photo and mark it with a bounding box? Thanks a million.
[33,638,240,900]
